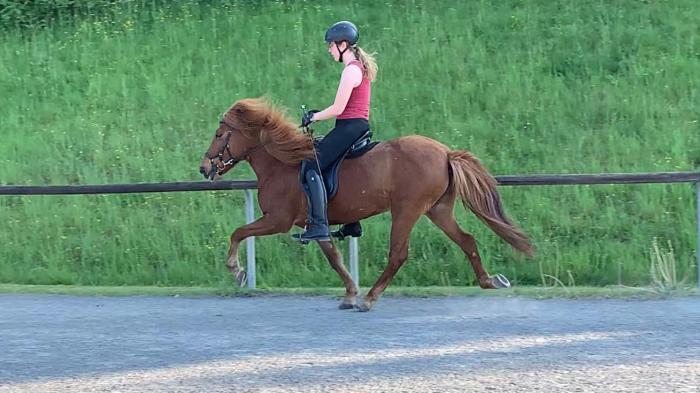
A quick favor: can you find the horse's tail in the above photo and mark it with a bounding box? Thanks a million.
[448,150,535,256]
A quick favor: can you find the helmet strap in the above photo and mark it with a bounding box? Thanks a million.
[335,42,348,63]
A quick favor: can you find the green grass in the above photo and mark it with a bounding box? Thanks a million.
[0,0,698,289]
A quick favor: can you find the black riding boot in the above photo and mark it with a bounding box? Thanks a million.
[331,222,363,240]
[293,168,330,242]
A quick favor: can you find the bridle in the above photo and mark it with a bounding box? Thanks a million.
[206,120,239,173]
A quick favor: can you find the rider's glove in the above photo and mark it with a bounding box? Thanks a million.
[301,109,320,127]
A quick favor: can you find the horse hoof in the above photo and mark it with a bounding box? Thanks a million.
[491,273,511,289]
[355,301,373,312]
[338,302,356,310]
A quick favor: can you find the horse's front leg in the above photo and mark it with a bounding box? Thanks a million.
[359,208,422,312]
[317,240,358,309]
[226,213,291,287]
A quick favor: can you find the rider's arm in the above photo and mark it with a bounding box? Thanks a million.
[312,65,362,122]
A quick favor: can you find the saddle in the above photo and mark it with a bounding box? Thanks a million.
[301,130,379,199]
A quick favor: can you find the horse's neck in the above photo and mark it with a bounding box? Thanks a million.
[247,147,291,182]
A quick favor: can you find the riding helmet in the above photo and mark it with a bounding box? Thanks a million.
[324,21,359,45]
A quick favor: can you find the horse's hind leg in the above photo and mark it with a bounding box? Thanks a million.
[317,241,358,309]
[426,193,511,289]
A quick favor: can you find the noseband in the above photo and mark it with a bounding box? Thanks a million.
[206,121,239,173]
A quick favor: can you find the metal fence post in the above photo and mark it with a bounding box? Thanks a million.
[244,189,256,290]
[349,237,359,292]
[696,182,699,295]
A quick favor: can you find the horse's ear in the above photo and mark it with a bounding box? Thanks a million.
[262,114,274,127]
[231,99,255,118]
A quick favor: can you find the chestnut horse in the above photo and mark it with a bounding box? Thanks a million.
[199,98,534,311]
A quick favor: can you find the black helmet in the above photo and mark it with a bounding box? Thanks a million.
[324,21,359,45]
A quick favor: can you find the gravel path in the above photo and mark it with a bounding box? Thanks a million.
[1,294,698,392]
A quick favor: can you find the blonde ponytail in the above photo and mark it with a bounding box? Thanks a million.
[353,46,378,82]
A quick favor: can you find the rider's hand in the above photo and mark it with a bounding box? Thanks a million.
[301,109,319,127]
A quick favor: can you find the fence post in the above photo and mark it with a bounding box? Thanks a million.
[349,237,359,292]
[244,189,256,290]
[696,182,699,295]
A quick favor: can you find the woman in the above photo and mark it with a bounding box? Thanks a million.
[295,20,378,242]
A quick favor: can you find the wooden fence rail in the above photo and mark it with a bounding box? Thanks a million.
[1,172,698,195]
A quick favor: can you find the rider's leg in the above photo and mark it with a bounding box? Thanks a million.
[317,119,369,240]
[295,164,330,242]
[293,118,369,243]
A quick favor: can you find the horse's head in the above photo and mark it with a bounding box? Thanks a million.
[199,100,264,181]
[199,98,315,180]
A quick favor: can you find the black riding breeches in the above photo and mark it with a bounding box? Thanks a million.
[313,118,369,171]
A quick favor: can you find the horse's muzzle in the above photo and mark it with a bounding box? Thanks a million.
[208,169,217,181]
[199,165,216,181]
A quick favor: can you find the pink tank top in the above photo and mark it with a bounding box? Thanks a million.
[337,60,371,120]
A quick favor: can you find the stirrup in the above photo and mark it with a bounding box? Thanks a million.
[291,227,330,243]
[291,232,310,245]
[291,235,311,245]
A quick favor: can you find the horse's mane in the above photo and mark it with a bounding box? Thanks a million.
[224,97,314,165]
